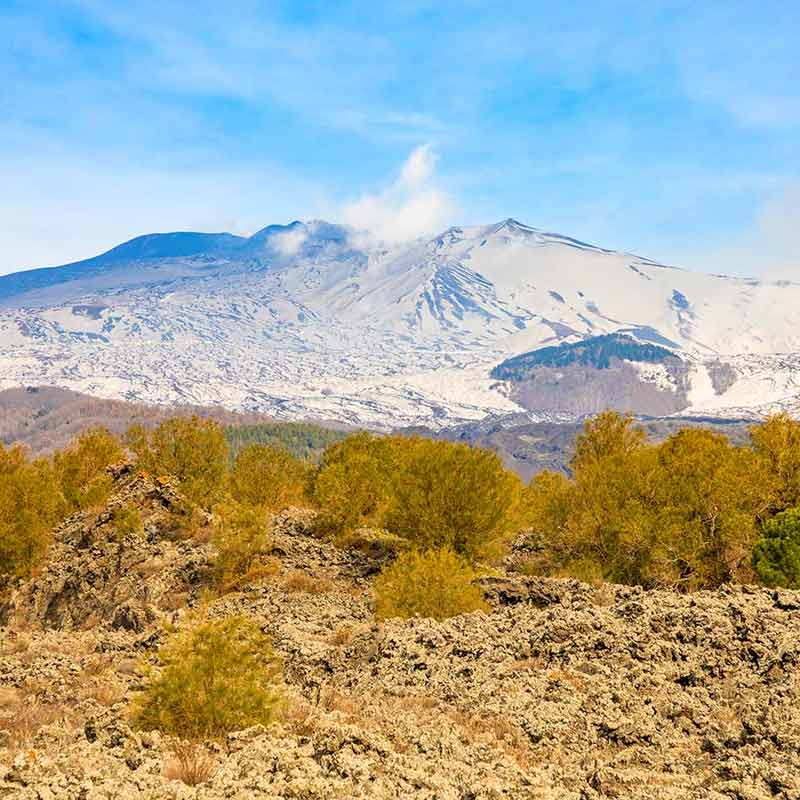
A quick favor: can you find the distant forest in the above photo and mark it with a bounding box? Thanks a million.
[491,334,677,381]
[225,422,348,462]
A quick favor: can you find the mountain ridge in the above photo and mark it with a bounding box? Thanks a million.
[5,216,780,306]
[1,217,799,426]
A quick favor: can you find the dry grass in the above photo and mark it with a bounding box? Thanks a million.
[134,556,168,578]
[0,690,71,749]
[448,708,532,769]
[337,528,407,559]
[81,653,115,676]
[78,682,125,707]
[513,558,541,577]
[283,687,365,736]
[317,687,362,717]
[503,656,544,674]
[40,632,100,659]
[163,741,217,786]
[115,657,141,677]
[545,668,588,692]
[282,571,334,594]
[158,591,191,611]
[79,612,103,631]
[282,697,317,735]
[220,558,281,593]
[590,583,617,607]
[162,505,209,543]
[0,632,31,656]
[327,625,355,646]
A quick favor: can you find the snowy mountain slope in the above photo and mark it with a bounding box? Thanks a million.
[1,218,799,426]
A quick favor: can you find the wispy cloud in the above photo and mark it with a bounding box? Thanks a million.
[0,153,323,271]
[269,226,308,256]
[684,183,800,280]
[339,145,455,243]
[675,3,800,130]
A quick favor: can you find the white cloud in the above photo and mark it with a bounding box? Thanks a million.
[682,183,800,281]
[746,186,800,280]
[270,227,309,256]
[339,144,455,244]
[398,142,437,187]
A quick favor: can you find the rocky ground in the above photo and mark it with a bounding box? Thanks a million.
[1,469,800,799]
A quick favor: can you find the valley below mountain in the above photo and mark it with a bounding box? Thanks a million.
[1,219,799,427]
[0,385,752,481]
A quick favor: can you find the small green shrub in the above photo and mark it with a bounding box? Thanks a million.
[753,508,800,588]
[162,496,208,541]
[212,502,272,588]
[132,615,283,738]
[110,504,143,539]
[374,547,489,621]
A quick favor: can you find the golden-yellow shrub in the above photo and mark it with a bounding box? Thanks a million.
[750,413,800,513]
[384,437,522,561]
[126,417,228,508]
[571,410,646,475]
[212,501,272,588]
[53,427,123,513]
[310,433,395,534]
[132,615,282,738]
[653,428,768,588]
[374,547,488,621]
[523,414,773,590]
[0,445,62,577]
[311,434,521,560]
[229,444,308,511]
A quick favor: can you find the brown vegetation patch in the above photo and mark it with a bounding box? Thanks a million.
[282,571,334,594]
[163,741,217,786]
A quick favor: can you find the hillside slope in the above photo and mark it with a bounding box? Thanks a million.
[0,386,347,456]
[1,466,798,798]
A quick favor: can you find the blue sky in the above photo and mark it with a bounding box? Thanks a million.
[1,0,798,277]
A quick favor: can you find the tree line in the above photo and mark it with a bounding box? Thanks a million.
[2,411,800,593]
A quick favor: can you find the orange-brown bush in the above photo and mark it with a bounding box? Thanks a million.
[282,570,334,594]
[163,741,217,786]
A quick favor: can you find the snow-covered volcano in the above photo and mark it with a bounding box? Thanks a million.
[1,218,799,426]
